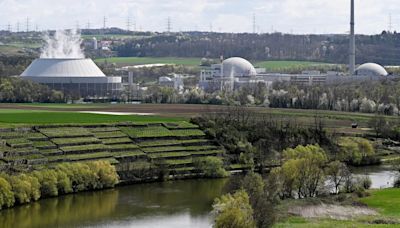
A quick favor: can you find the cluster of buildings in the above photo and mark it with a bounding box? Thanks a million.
[199,57,390,92]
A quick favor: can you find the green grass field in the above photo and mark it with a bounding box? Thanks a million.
[95,57,203,66]
[254,60,333,71]
[94,57,334,70]
[359,188,400,218]
[0,110,183,127]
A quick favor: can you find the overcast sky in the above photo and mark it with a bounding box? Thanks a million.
[0,0,398,34]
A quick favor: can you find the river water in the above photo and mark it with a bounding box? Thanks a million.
[0,166,397,228]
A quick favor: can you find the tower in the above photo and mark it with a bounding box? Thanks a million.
[349,0,356,75]
[253,13,256,34]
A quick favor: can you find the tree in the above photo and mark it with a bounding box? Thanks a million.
[275,145,328,198]
[0,177,14,209]
[338,137,375,165]
[325,161,349,194]
[212,190,256,228]
[194,157,229,178]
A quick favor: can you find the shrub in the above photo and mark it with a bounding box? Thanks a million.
[8,174,40,204]
[55,170,73,194]
[212,190,256,228]
[33,170,58,197]
[194,157,229,178]
[0,177,14,209]
[87,161,119,188]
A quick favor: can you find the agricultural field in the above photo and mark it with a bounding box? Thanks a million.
[0,121,227,175]
[254,60,334,71]
[0,103,388,137]
[95,57,203,67]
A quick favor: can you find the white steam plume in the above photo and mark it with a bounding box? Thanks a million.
[40,29,85,59]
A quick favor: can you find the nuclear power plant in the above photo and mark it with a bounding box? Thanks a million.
[21,58,122,98]
[20,30,123,99]
[199,0,391,92]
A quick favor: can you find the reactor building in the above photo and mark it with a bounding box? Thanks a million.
[21,58,122,98]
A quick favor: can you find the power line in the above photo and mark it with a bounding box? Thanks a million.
[388,13,392,32]
[16,21,20,33]
[86,21,91,29]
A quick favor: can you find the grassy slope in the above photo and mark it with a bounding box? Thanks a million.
[275,188,400,227]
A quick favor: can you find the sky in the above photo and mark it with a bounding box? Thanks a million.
[0,0,399,34]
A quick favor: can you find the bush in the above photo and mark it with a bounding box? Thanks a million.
[0,161,119,210]
[212,190,256,228]
[0,177,14,209]
[194,157,229,178]
[8,174,40,204]
[33,170,58,197]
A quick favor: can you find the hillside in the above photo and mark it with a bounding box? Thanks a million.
[0,121,229,181]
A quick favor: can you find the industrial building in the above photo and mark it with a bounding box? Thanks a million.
[21,58,122,98]
[199,0,393,92]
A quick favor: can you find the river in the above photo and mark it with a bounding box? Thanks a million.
[0,166,397,228]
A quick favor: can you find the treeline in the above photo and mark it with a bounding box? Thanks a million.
[114,32,400,65]
[269,79,400,115]
[0,77,64,103]
[0,55,34,76]
[0,161,119,210]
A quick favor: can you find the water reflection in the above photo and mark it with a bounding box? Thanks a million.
[0,179,228,228]
[351,165,398,189]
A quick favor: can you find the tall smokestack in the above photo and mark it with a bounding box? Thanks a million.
[349,0,356,75]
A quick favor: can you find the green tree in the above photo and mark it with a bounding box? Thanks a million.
[213,190,256,228]
[194,157,229,178]
[0,177,14,209]
[325,161,349,194]
[275,145,328,198]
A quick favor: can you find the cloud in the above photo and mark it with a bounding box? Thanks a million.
[0,0,399,34]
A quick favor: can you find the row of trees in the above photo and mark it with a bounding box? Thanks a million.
[114,32,400,65]
[0,77,64,103]
[0,161,119,210]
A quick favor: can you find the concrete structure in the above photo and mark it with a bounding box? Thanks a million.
[159,74,184,91]
[355,63,388,77]
[21,58,122,98]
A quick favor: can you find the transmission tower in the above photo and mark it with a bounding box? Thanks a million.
[16,21,20,32]
[26,17,30,32]
[167,17,171,32]
[103,16,107,29]
[389,14,392,33]
[7,23,11,32]
[253,13,256,34]
[127,17,131,31]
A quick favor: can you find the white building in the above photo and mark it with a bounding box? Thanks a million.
[159,74,184,91]
[199,57,394,92]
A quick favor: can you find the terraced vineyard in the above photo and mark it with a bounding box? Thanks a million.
[0,121,226,176]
